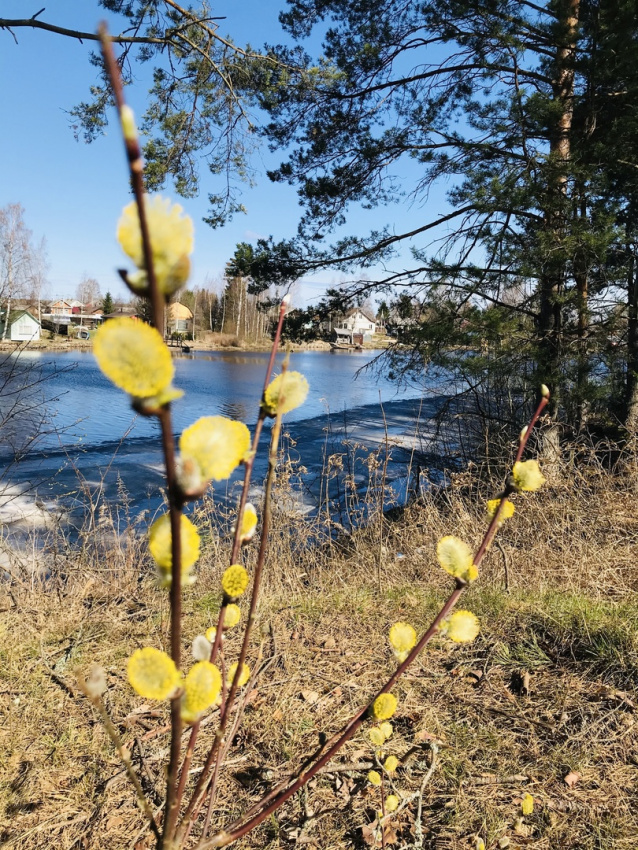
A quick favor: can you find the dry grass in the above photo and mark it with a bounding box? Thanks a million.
[1,468,638,850]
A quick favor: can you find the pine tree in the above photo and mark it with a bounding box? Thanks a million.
[0,2,285,228]
[251,0,638,437]
[101,291,114,316]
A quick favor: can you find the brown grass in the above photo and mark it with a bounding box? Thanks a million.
[1,468,638,849]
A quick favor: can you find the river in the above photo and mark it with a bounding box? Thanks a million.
[0,348,449,537]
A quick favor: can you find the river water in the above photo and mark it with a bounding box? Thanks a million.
[0,348,448,536]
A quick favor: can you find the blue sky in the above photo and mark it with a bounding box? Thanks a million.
[0,1,449,308]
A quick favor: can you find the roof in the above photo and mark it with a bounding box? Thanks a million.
[167,302,193,320]
[50,299,84,308]
[346,307,376,323]
[2,310,40,326]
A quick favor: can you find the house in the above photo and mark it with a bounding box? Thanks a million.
[321,308,377,336]
[49,299,83,316]
[43,298,103,333]
[326,307,377,344]
[0,310,41,341]
[167,302,194,336]
[341,307,377,335]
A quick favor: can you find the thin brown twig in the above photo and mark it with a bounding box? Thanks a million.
[195,639,277,842]
[82,687,161,841]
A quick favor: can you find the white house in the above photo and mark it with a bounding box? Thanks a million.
[0,310,41,341]
[337,308,377,337]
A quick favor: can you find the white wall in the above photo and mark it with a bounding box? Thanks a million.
[9,315,41,341]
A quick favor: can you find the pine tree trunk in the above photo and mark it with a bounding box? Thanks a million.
[537,0,580,463]
[575,194,590,431]
[625,245,638,433]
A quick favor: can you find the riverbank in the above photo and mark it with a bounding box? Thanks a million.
[0,332,392,354]
[2,469,637,848]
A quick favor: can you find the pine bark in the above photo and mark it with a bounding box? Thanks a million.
[625,245,638,433]
[537,0,581,460]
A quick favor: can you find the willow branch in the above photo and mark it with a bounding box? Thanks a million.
[198,391,551,848]
[100,25,185,849]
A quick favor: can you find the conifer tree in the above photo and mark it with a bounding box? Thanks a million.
[247,0,638,437]
[101,291,114,316]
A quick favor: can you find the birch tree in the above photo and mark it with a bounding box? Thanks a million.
[0,204,46,339]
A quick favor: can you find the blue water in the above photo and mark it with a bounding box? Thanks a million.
[22,348,427,446]
[0,348,447,530]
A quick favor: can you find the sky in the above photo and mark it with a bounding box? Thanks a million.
[0,1,450,309]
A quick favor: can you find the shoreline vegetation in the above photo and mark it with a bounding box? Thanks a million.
[0,332,394,355]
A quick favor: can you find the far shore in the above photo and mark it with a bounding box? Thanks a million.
[0,333,392,354]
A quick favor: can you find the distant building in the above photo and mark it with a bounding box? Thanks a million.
[0,310,41,342]
[43,299,103,334]
[102,306,140,321]
[325,307,377,344]
[167,302,194,336]
[342,307,377,335]
[49,299,75,316]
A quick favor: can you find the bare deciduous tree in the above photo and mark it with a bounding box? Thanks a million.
[76,275,102,307]
[0,204,47,339]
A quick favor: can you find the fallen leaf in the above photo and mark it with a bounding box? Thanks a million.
[245,689,261,706]
[510,670,530,696]
[301,690,320,705]
[415,729,442,744]
[272,708,283,723]
[563,770,582,787]
[351,748,368,761]
[361,823,378,847]
[362,819,399,847]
